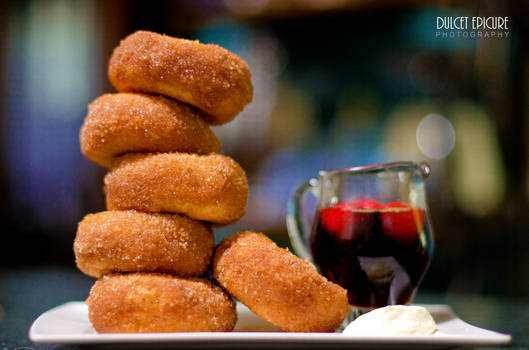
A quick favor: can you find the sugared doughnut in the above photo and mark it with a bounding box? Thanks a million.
[87,273,236,333]
[80,93,220,168]
[213,231,350,332]
[108,30,253,125]
[74,210,214,278]
[104,152,248,224]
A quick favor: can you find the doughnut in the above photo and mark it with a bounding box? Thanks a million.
[74,210,214,278]
[80,93,220,168]
[213,231,350,332]
[108,30,253,125]
[86,273,236,333]
[104,152,248,224]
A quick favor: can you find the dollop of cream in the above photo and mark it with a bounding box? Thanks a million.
[343,305,437,336]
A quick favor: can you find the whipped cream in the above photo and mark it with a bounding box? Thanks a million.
[343,305,437,336]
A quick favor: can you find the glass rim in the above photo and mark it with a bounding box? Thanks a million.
[318,161,431,178]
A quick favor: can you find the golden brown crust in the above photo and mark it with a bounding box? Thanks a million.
[213,231,350,332]
[80,93,220,168]
[104,153,248,224]
[86,273,236,333]
[108,30,253,125]
[74,210,214,278]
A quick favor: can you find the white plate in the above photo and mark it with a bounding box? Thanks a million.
[29,302,511,349]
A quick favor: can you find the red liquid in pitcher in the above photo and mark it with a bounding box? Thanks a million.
[310,199,431,309]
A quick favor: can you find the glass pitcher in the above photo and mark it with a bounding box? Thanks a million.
[287,161,434,314]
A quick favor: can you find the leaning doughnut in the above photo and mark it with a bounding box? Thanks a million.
[213,231,350,332]
[104,153,248,224]
[108,30,253,125]
[74,210,214,278]
[86,273,237,333]
[80,93,220,168]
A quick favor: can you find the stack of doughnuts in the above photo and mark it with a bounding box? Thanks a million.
[74,30,252,333]
[74,30,350,334]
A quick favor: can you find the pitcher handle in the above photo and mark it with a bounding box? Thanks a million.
[286,178,320,262]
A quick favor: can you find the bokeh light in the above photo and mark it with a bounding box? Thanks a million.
[416,114,456,159]
[450,101,506,217]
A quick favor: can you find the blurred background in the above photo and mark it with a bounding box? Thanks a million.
[1,0,528,303]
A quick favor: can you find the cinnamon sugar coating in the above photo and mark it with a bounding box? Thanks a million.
[104,153,248,224]
[108,30,253,125]
[80,93,220,168]
[87,273,236,333]
[74,210,214,278]
[213,231,350,332]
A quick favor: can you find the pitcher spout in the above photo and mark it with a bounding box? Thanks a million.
[417,162,431,178]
